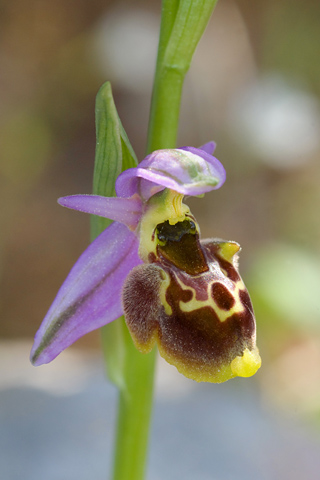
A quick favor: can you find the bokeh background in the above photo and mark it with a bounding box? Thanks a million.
[1,0,320,479]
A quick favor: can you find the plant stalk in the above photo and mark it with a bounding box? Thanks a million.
[109,1,219,479]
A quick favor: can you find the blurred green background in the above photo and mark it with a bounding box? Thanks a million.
[1,0,320,432]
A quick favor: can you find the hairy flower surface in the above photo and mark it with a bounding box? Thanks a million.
[30,142,261,382]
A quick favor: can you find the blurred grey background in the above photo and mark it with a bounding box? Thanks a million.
[1,0,320,478]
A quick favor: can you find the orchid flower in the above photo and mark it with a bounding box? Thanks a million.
[30,142,261,383]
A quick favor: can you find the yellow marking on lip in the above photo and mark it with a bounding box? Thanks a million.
[230,347,261,377]
[175,275,246,322]
[158,269,172,316]
[157,342,236,383]
[218,241,240,263]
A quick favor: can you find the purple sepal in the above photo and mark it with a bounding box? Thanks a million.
[58,194,142,229]
[115,147,226,200]
[199,141,216,155]
[179,146,225,182]
[30,222,141,366]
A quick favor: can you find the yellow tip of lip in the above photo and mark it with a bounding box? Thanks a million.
[219,241,240,263]
[230,347,261,378]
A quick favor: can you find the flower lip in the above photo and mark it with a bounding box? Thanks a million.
[115,146,226,200]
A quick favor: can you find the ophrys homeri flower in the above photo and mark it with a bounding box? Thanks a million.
[30,143,261,383]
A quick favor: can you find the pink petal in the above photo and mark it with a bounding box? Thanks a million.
[58,195,142,229]
[115,147,226,200]
[199,141,217,155]
[30,222,141,366]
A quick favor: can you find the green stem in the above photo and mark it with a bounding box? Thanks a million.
[147,0,219,152]
[110,1,219,479]
[110,323,156,480]
[147,0,180,151]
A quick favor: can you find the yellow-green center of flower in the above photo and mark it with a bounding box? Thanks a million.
[138,189,194,262]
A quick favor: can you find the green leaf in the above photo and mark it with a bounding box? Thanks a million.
[91,81,137,237]
[147,0,219,152]
[90,81,139,388]
[164,0,219,73]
